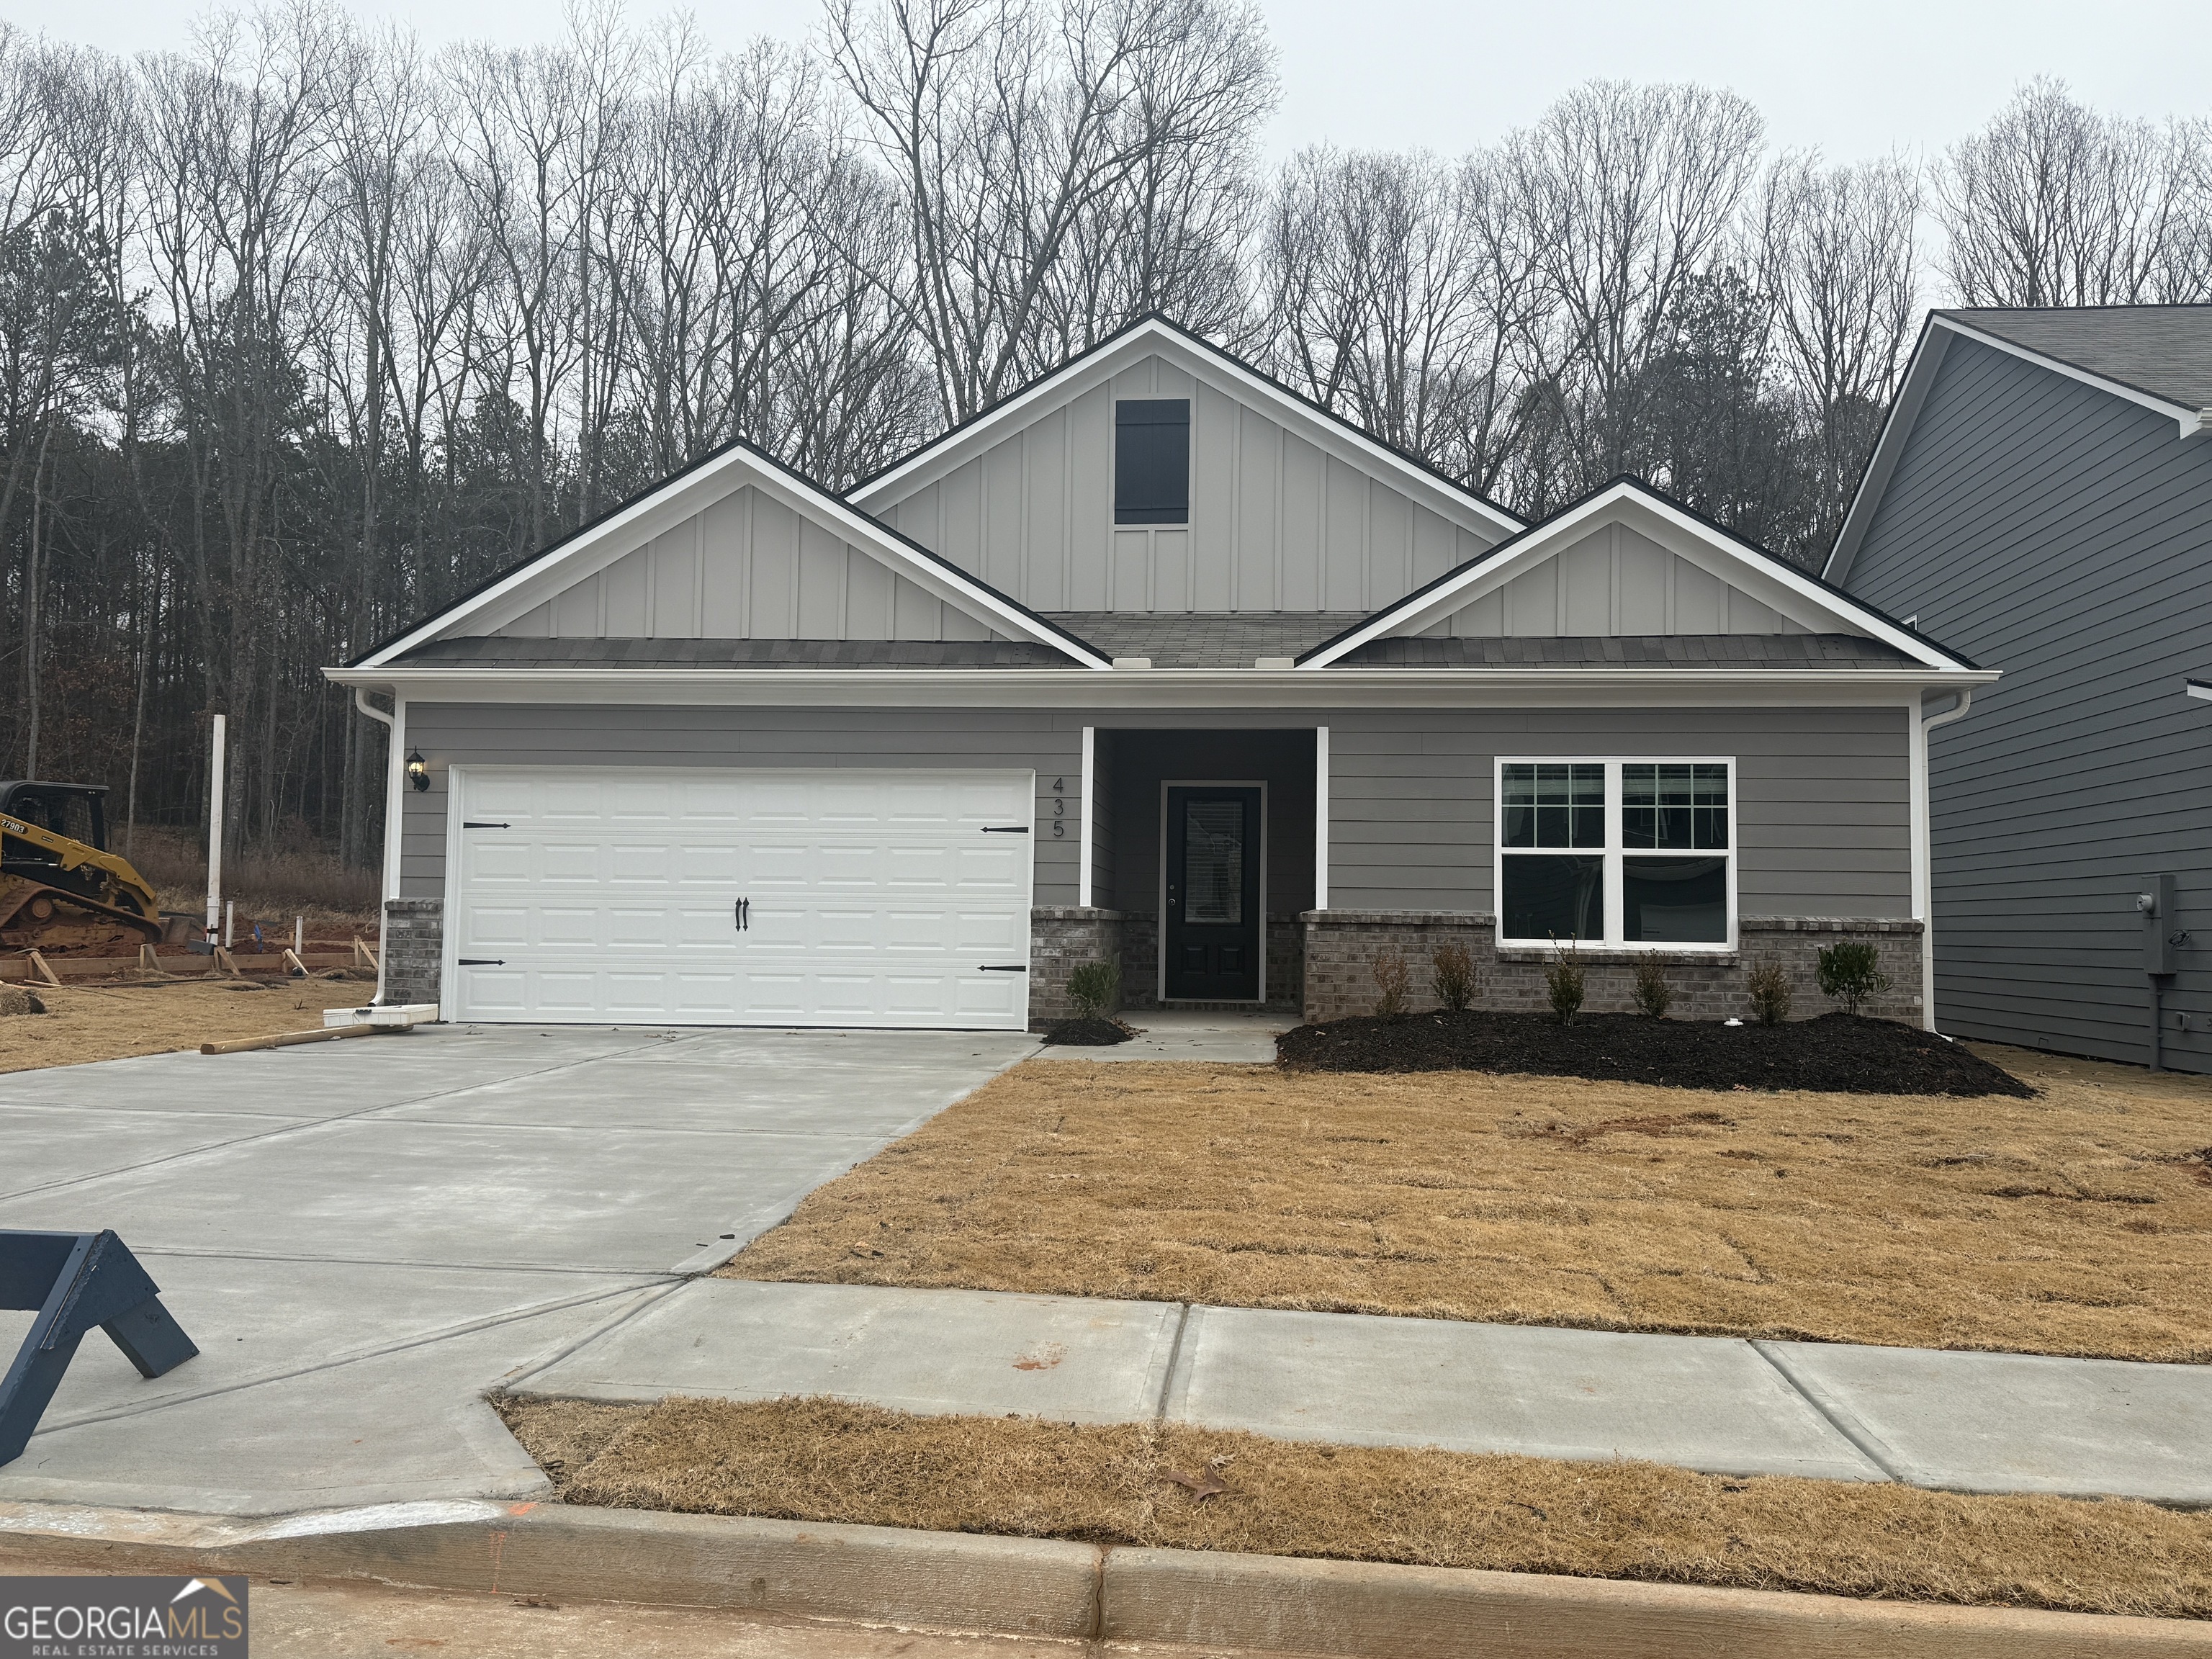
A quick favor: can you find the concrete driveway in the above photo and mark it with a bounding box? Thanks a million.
[0,1024,1035,1514]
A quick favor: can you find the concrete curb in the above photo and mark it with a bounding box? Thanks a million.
[3,1498,2207,1655]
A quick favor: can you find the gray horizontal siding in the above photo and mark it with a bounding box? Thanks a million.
[396,700,1912,932]
[1326,707,1911,916]
[1844,334,2212,1066]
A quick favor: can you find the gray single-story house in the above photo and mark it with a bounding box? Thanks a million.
[331,316,1988,1031]
[1830,303,2212,1070]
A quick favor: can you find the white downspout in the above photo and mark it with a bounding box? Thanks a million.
[1912,688,1975,1031]
[354,686,403,1004]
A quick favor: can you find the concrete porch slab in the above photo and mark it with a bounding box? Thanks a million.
[1043,1009,1292,1064]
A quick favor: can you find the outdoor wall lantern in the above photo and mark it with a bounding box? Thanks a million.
[406,749,429,792]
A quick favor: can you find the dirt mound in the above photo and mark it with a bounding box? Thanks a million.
[1277,1010,2033,1097]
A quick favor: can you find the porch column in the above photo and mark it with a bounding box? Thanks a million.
[1078,726,1095,908]
[1314,725,1330,910]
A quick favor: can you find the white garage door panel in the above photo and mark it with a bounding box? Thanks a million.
[449,767,1034,1030]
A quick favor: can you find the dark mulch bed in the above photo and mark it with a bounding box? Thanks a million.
[1038,1015,1134,1047]
[1276,1010,2034,1097]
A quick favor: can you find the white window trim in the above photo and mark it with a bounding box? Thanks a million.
[1493,756,1738,953]
[1113,396,1193,530]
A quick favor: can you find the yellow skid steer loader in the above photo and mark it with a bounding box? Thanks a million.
[0,781,167,953]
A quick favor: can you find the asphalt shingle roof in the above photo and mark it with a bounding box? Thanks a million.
[392,636,1079,667]
[1941,305,2212,414]
[1039,612,1372,667]
[1336,634,1915,668]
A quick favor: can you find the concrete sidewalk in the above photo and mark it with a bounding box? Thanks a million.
[516,1278,2212,1504]
[0,1025,1036,1514]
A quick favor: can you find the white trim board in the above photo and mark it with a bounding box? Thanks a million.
[1302,480,1976,673]
[328,663,1996,711]
[849,318,1524,545]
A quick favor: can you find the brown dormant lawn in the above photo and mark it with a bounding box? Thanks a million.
[721,1044,2212,1362]
[0,976,378,1074]
[498,1395,2212,1620]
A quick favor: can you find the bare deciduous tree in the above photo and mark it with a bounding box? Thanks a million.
[1936,78,2208,307]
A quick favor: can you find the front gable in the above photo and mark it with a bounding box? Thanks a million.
[1303,480,1972,670]
[848,318,1524,616]
[356,440,1107,670]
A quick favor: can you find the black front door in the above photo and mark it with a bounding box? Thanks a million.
[1164,786,1262,1000]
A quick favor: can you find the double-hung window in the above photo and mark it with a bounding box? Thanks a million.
[1497,759,1735,949]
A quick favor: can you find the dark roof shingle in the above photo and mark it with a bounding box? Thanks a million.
[392,636,1079,668]
[1336,634,1915,668]
[1941,305,2212,414]
[1040,612,1371,667]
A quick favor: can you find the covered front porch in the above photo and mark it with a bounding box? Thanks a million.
[1038,726,1321,1015]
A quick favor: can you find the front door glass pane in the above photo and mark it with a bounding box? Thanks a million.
[1183,799,1244,924]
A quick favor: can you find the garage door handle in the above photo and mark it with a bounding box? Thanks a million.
[462,821,509,829]
[458,958,505,966]
[978,964,1028,973]
[981,825,1030,834]
[734,898,750,931]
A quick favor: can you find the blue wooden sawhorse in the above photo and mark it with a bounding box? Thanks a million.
[0,1230,199,1466]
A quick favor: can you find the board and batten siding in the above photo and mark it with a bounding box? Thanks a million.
[876,354,1500,614]
[490,484,993,644]
[1426,521,1811,638]
[1326,708,1912,917]
[399,702,1912,929]
[1841,333,2212,1069]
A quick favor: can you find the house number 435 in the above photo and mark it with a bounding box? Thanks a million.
[1051,778,1066,837]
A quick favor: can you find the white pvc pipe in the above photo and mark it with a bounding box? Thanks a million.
[205,713,225,936]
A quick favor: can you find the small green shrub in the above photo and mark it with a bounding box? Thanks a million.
[1816,940,1891,1015]
[1431,940,1476,1012]
[1373,946,1411,1017]
[1746,959,1793,1025]
[1066,958,1121,1020]
[1545,935,1586,1025]
[1632,953,1673,1018]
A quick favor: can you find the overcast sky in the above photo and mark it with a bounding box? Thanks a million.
[6,0,2203,163]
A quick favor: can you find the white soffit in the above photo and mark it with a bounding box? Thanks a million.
[1300,482,1973,672]
[848,318,1525,544]
[356,443,1110,670]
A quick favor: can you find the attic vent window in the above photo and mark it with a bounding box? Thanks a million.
[1115,398,1190,525]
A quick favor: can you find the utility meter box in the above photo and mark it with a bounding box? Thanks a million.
[2143,873,2182,974]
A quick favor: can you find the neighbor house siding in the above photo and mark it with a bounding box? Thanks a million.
[397,701,1911,929]
[875,355,1501,613]
[1842,334,2212,1069]
[1326,707,1912,917]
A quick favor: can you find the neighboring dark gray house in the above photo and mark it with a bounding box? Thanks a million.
[1829,305,2212,1070]
[332,316,1984,1032]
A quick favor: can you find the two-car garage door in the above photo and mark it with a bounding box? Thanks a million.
[446,768,1035,1029]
